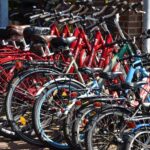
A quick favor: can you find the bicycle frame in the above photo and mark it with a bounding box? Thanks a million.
[127,60,150,102]
[97,43,134,87]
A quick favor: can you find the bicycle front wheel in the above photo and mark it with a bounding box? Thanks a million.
[85,107,131,150]
[126,130,150,150]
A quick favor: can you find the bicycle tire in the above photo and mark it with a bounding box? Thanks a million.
[85,107,131,150]
[33,78,85,149]
[0,62,19,139]
[125,130,150,150]
[6,67,59,147]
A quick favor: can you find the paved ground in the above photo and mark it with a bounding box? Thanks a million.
[0,137,118,150]
[0,137,50,150]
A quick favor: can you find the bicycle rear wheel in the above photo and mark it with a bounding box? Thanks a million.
[6,68,59,146]
[0,62,19,139]
[33,78,85,149]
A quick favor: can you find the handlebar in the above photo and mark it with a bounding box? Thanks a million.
[85,1,128,30]
[130,1,143,10]
[72,5,84,14]
[30,0,144,24]
[61,4,76,14]
[30,14,43,21]
[118,53,150,62]
[93,5,107,17]
[39,12,51,19]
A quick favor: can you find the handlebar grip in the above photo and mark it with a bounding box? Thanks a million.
[44,16,55,22]
[30,13,43,20]
[59,18,70,23]
[59,13,71,17]
[39,13,51,19]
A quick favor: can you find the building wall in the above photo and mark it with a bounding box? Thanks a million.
[94,0,143,36]
[120,0,143,36]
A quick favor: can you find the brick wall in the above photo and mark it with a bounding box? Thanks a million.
[120,0,143,36]
[94,0,143,36]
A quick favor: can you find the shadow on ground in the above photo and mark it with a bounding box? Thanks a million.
[0,137,50,150]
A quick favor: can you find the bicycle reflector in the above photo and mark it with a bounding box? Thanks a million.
[61,108,65,113]
[19,116,27,126]
[83,118,89,125]
[53,90,58,96]
[70,92,78,98]
[75,100,82,106]
[94,102,102,108]
[15,61,23,70]
[62,91,68,97]
[126,121,136,128]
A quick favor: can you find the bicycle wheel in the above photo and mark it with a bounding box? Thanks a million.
[33,78,85,149]
[63,102,76,147]
[0,62,16,113]
[64,99,101,149]
[126,130,150,150]
[85,107,131,150]
[64,95,118,149]
[72,103,100,150]
[0,62,19,139]
[6,67,59,147]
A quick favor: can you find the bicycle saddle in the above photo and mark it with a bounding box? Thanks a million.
[23,27,50,39]
[30,35,56,56]
[50,37,76,51]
